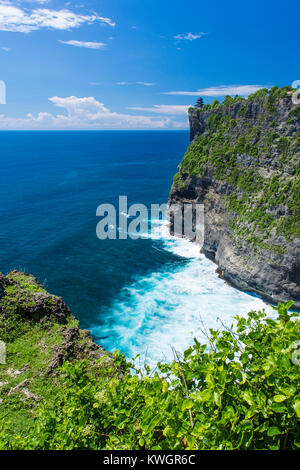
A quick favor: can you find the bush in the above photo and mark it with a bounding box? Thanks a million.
[2,303,299,450]
[212,99,220,108]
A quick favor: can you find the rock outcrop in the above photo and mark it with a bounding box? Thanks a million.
[0,271,110,370]
[0,270,114,432]
[169,87,300,308]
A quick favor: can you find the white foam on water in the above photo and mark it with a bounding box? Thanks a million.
[91,219,273,367]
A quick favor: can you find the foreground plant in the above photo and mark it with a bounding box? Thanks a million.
[1,302,299,450]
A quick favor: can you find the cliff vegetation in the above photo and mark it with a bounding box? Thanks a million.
[0,272,299,450]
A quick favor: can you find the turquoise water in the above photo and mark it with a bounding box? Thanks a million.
[0,131,271,365]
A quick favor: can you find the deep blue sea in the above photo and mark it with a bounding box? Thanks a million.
[0,131,271,365]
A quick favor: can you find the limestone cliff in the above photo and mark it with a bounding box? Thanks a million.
[169,86,300,308]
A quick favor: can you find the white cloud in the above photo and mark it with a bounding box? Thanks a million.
[21,1,50,3]
[0,95,189,130]
[48,95,110,115]
[129,105,191,115]
[164,84,266,97]
[116,82,156,86]
[1,46,11,51]
[136,82,156,86]
[59,40,106,49]
[174,32,206,41]
[0,1,115,33]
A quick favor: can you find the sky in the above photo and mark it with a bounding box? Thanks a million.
[0,0,299,130]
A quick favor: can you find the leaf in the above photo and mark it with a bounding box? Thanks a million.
[243,391,254,406]
[240,352,249,364]
[293,401,300,418]
[182,399,193,410]
[141,414,161,434]
[267,426,281,437]
[205,373,214,387]
[214,392,222,408]
[273,394,288,403]
[283,300,295,311]
[270,402,286,413]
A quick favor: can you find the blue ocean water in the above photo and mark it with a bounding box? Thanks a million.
[0,131,271,365]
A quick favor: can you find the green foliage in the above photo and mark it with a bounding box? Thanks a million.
[265,86,293,112]
[1,304,299,450]
[0,272,58,342]
[248,88,268,100]
[173,172,185,189]
[212,99,220,108]
[0,272,112,442]
[222,95,245,107]
[0,310,85,437]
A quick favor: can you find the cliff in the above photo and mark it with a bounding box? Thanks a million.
[0,271,112,438]
[169,86,300,308]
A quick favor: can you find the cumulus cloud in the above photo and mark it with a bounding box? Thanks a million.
[49,96,110,115]
[164,84,266,97]
[59,40,106,49]
[173,32,206,41]
[129,105,191,115]
[0,95,189,130]
[0,1,115,33]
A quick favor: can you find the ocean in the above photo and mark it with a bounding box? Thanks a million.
[0,130,272,365]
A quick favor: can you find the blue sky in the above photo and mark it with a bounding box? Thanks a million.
[0,0,299,129]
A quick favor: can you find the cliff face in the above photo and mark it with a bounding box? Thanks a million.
[0,270,110,367]
[0,271,112,435]
[169,87,300,308]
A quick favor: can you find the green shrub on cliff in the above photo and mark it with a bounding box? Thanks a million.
[173,172,185,189]
[1,302,299,450]
[212,99,220,108]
